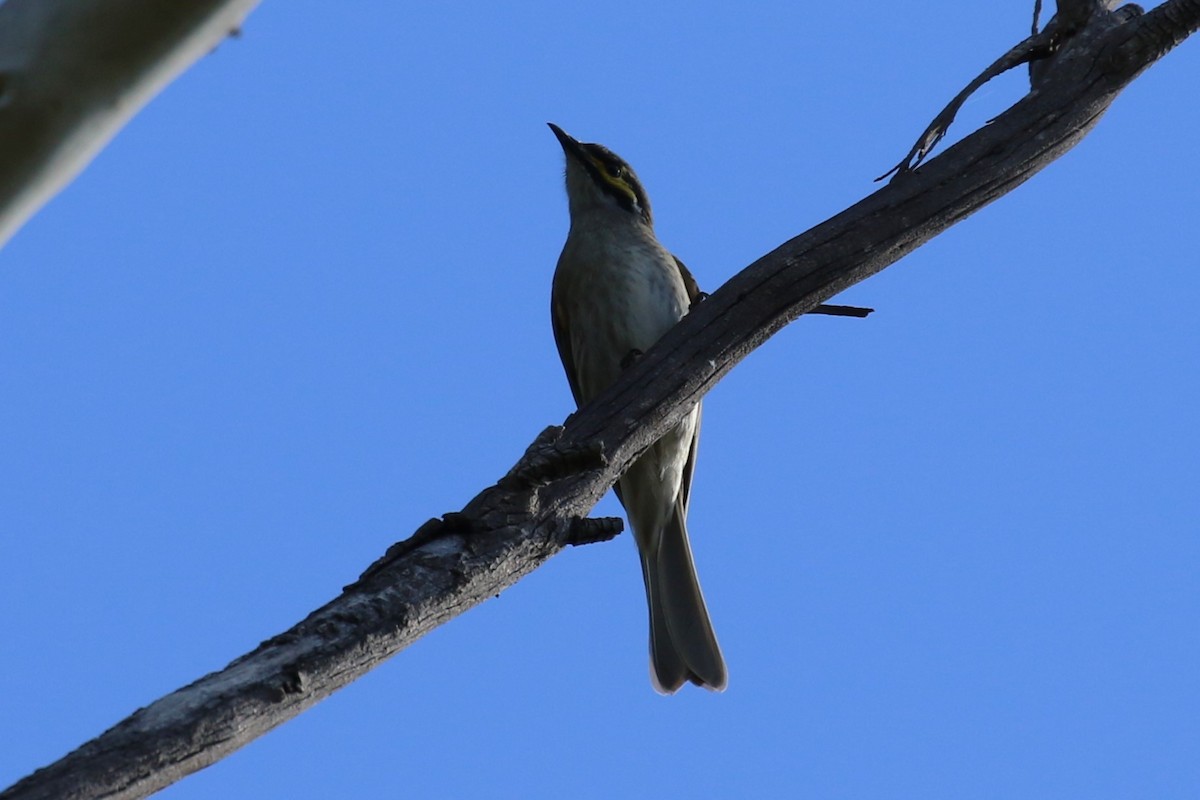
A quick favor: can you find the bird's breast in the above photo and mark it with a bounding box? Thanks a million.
[555,227,689,404]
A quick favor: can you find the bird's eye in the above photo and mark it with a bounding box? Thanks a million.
[610,165,625,180]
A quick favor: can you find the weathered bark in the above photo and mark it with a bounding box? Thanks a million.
[0,0,260,247]
[3,2,1196,799]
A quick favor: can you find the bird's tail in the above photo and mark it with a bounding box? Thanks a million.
[642,500,727,694]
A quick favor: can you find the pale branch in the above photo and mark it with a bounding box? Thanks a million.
[3,4,1195,800]
[0,0,261,248]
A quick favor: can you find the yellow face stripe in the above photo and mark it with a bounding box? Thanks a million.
[587,155,638,207]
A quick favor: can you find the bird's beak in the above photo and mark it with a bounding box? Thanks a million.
[548,122,588,164]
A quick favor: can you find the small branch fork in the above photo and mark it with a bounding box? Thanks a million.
[878,1,1142,181]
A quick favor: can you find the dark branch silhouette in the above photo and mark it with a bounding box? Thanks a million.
[4,3,1197,799]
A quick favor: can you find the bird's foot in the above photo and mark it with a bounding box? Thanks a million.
[620,348,645,370]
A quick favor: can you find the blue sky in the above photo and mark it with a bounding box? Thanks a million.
[2,2,1197,798]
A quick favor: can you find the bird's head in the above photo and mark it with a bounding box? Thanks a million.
[548,123,652,227]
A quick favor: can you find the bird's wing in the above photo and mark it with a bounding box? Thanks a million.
[550,275,584,408]
[677,406,700,517]
[671,254,703,515]
[671,254,703,306]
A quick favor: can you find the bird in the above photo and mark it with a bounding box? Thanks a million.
[547,123,727,693]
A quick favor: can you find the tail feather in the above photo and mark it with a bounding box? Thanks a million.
[644,501,727,693]
[643,556,689,694]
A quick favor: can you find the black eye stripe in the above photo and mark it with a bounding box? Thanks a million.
[583,145,623,174]
[580,143,653,225]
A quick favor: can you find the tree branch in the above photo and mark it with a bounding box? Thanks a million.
[3,4,1195,799]
[1133,0,1200,51]
[0,0,260,248]
[1057,0,1121,30]
[881,0,1145,179]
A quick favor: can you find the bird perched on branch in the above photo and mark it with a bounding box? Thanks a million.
[548,123,726,693]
